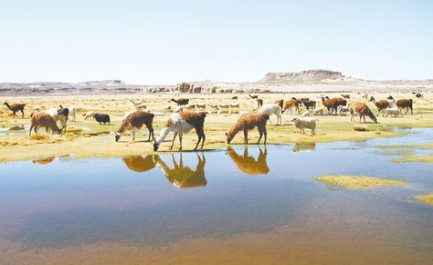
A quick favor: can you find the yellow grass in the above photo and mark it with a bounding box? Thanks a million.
[316,175,406,189]
[414,194,433,206]
[1,92,433,162]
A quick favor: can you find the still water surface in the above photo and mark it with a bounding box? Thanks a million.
[0,128,432,264]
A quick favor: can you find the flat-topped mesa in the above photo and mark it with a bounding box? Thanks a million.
[259,69,345,83]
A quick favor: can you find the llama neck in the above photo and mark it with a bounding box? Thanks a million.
[4,103,11,110]
[117,119,129,134]
[156,126,171,144]
[227,124,242,141]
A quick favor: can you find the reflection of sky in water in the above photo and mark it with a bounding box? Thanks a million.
[0,129,432,252]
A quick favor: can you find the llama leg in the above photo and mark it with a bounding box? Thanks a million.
[257,129,263,144]
[21,110,24,118]
[29,124,34,136]
[243,128,248,144]
[263,127,267,145]
[170,131,178,150]
[178,131,183,151]
[132,130,136,141]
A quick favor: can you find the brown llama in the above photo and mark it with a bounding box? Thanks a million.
[115,111,155,142]
[321,96,347,114]
[226,112,269,144]
[249,94,259,99]
[170,98,189,106]
[282,97,301,114]
[153,111,206,151]
[348,102,377,123]
[29,112,62,136]
[396,98,413,114]
[155,153,207,188]
[369,96,390,116]
[4,102,25,118]
[226,146,269,175]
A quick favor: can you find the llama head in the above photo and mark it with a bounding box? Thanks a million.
[153,141,160,151]
[114,132,121,142]
[368,96,375,102]
[225,132,232,144]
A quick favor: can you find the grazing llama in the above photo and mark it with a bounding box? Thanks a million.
[348,102,377,123]
[115,111,155,142]
[153,111,206,151]
[226,113,269,144]
[29,112,62,136]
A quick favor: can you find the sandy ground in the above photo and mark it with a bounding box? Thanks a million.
[1,91,433,162]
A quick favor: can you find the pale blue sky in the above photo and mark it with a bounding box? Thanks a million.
[0,0,432,84]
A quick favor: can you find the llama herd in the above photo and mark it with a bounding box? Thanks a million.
[1,92,419,151]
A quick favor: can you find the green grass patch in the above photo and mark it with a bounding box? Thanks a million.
[316,175,406,189]
[415,194,433,206]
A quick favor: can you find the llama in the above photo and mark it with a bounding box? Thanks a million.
[226,146,269,175]
[259,104,282,125]
[321,96,347,115]
[29,112,62,136]
[84,111,96,120]
[153,111,206,151]
[384,107,400,118]
[155,153,207,188]
[302,100,316,110]
[348,102,377,123]
[128,99,147,109]
[369,96,390,116]
[388,96,413,115]
[170,98,189,106]
[115,111,155,142]
[44,106,69,133]
[341,94,350,99]
[274,99,284,109]
[256,99,263,109]
[249,94,259,99]
[67,105,76,122]
[225,112,269,144]
[282,97,300,114]
[4,102,25,118]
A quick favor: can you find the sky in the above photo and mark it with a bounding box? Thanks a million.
[0,0,432,84]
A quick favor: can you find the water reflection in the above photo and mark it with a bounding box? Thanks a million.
[32,157,56,165]
[122,155,158,173]
[226,146,269,175]
[155,153,207,188]
[292,142,316,152]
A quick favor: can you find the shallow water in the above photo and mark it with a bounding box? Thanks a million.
[0,128,432,264]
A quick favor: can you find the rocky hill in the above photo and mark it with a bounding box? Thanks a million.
[258,69,361,84]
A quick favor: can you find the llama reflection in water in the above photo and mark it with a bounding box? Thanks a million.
[122,155,158,173]
[155,153,207,188]
[226,146,269,175]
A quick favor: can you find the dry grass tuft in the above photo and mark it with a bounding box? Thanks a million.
[30,133,50,141]
[316,175,406,189]
[352,124,369,131]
